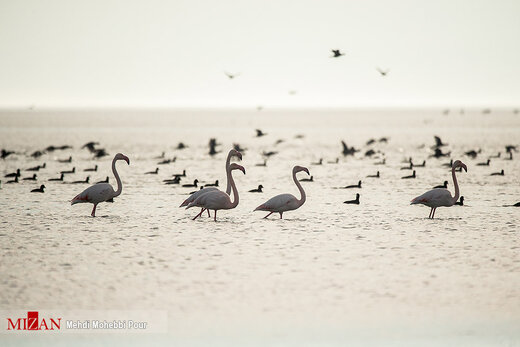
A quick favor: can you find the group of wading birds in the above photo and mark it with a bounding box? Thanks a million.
[2,135,519,220]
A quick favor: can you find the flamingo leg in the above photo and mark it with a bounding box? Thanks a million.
[432,208,436,219]
[206,208,210,217]
[263,212,274,219]
[214,210,217,222]
[91,204,97,217]
[279,212,283,219]
[428,208,433,219]
[192,209,204,220]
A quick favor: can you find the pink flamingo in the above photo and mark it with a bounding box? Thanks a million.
[71,153,130,217]
[411,159,467,219]
[254,165,309,219]
[179,149,242,219]
[186,163,245,221]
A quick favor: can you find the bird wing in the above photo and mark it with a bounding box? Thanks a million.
[180,187,219,207]
[256,194,296,211]
[411,188,452,206]
[71,183,114,205]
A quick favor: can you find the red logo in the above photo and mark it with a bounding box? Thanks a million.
[7,311,61,331]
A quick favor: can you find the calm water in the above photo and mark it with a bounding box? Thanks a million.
[0,109,519,346]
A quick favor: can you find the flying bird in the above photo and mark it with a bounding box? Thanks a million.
[331,49,345,58]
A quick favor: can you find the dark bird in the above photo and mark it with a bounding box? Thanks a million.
[343,180,361,189]
[48,174,64,181]
[233,143,246,152]
[489,152,501,159]
[367,171,380,178]
[331,49,345,58]
[255,160,267,167]
[434,181,448,189]
[465,149,481,158]
[158,157,176,165]
[23,174,37,181]
[145,168,159,175]
[312,158,323,165]
[155,152,165,159]
[376,67,389,76]
[504,152,513,160]
[84,165,98,172]
[366,138,376,145]
[262,151,278,157]
[341,141,358,156]
[490,170,504,176]
[505,145,517,153]
[60,167,75,175]
[27,163,46,171]
[477,159,490,166]
[31,184,45,193]
[177,142,187,150]
[249,185,263,193]
[413,160,426,167]
[374,158,386,165]
[6,176,19,184]
[256,129,267,137]
[299,176,314,182]
[164,177,181,185]
[93,148,109,158]
[442,159,453,167]
[274,139,284,146]
[82,142,99,152]
[365,149,376,157]
[379,137,389,143]
[225,71,240,79]
[30,150,45,158]
[58,156,72,163]
[430,148,450,158]
[455,196,464,206]
[5,169,21,178]
[432,136,447,148]
[1,149,15,159]
[400,163,413,170]
[172,170,186,177]
[328,158,339,164]
[182,179,198,188]
[71,176,90,184]
[344,193,360,204]
[205,180,219,187]
[96,176,109,184]
[401,170,416,179]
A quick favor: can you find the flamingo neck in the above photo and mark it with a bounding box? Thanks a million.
[225,152,233,195]
[112,158,123,198]
[228,169,239,208]
[293,169,306,206]
[451,166,459,205]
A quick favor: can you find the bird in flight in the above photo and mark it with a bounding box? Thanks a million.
[225,71,241,79]
[376,67,389,76]
[331,49,345,58]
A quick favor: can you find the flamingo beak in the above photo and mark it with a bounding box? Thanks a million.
[241,167,246,174]
[304,168,310,175]
[237,152,243,160]
[462,163,467,172]
[124,156,130,165]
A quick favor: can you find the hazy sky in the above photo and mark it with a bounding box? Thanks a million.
[1,0,519,108]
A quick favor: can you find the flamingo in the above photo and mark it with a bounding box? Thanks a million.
[179,149,242,219]
[411,160,467,219]
[254,166,309,219]
[71,153,129,217]
[186,163,246,221]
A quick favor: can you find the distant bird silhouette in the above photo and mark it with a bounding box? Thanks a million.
[374,158,386,165]
[30,150,44,158]
[490,170,504,176]
[164,177,181,185]
[376,67,389,76]
[344,193,360,204]
[328,158,339,164]
[401,170,416,179]
[172,170,186,177]
[430,148,450,158]
[299,175,314,182]
[504,152,513,160]
[341,141,358,156]
[84,165,98,172]
[343,180,361,188]
[256,129,267,137]
[145,168,159,175]
[489,152,501,159]
[433,136,447,148]
[225,71,240,79]
[434,181,448,189]
[312,158,323,165]
[93,148,108,158]
[182,179,198,188]
[96,176,109,184]
[31,184,45,193]
[60,167,75,175]
[367,171,380,178]
[82,142,99,152]
[465,149,481,158]
[249,184,263,193]
[205,180,219,187]
[274,139,284,145]
[366,138,376,145]
[6,176,19,184]
[71,176,89,184]
[23,174,37,181]
[477,159,490,166]
[401,163,413,170]
[455,196,464,206]
[331,49,345,58]
[27,163,45,171]
[262,151,278,157]
[505,145,517,153]
[1,149,14,159]
[158,157,176,165]
[5,169,20,178]
[58,156,72,163]
[233,143,246,152]
[379,137,389,143]
[177,142,187,150]
[365,149,376,157]
[155,152,165,159]
[255,160,267,167]
[442,159,453,167]
[48,173,64,181]
[413,160,426,167]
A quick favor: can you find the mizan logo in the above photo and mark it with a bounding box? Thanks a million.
[7,311,61,331]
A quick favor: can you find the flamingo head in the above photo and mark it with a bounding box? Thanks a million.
[294,165,310,175]
[115,153,130,165]
[229,163,246,175]
[453,160,467,172]
[229,149,243,160]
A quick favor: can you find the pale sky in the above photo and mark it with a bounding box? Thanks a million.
[0,0,519,109]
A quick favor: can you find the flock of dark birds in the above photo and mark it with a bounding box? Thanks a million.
[1,128,519,209]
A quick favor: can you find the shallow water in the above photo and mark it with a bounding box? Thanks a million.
[0,109,519,345]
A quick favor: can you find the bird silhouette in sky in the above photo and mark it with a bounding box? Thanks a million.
[331,49,345,58]
[376,67,389,76]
